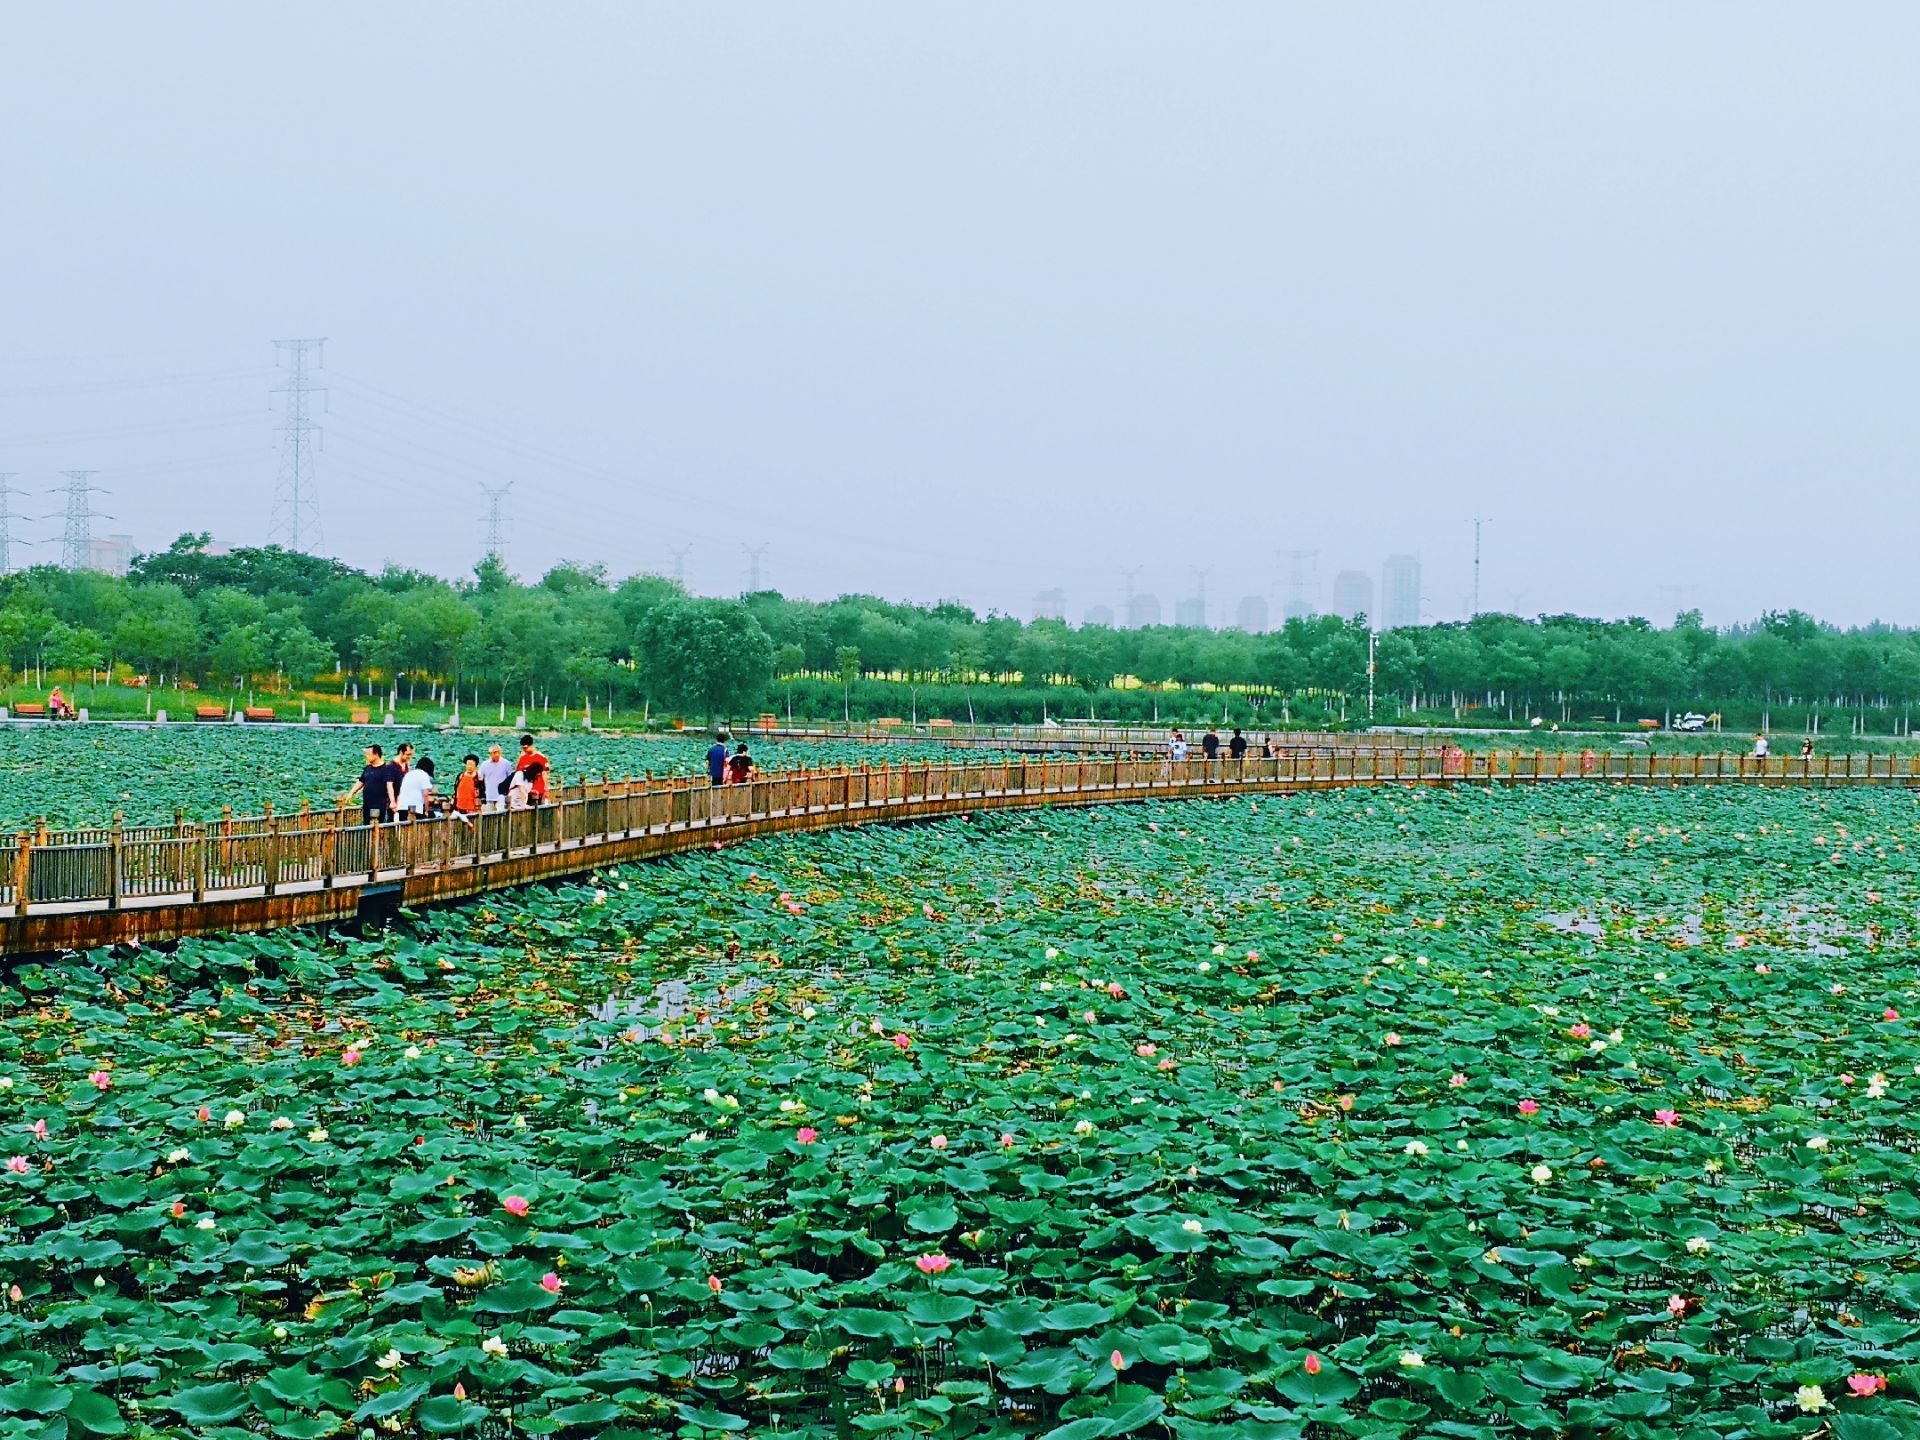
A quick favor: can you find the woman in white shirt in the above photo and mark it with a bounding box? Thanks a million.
[506,768,533,811]
[396,756,437,819]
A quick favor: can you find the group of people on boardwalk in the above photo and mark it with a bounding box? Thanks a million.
[706,733,757,786]
[1167,727,1274,764]
[347,734,554,825]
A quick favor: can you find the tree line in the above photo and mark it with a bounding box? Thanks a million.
[0,534,1914,728]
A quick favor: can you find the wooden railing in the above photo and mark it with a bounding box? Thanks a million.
[746,721,1413,750]
[3,747,1913,956]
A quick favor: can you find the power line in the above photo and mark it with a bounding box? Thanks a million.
[480,483,512,564]
[269,338,327,551]
[45,471,110,572]
[0,365,269,401]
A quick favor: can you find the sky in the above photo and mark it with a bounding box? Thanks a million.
[3,4,1918,629]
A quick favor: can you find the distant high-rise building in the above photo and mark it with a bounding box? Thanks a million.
[1174,596,1207,628]
[1381,554,1421,629]
[88,534,133,578]
[1282,598,1315,623]
[1083,603,1116,628]
[1033,587,1066,622]
[1235,596,1269,633]
[1127,592,1162,628]
[1331,570,1373,623]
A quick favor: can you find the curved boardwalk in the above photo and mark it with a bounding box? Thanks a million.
[4,748,1912,956]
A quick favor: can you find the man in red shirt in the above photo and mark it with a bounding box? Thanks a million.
[515,733,554,801]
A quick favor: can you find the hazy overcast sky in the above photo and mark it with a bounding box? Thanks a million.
[4,5,1918,627]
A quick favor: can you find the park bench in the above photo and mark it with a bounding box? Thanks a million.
[13,703,46,718]
[194,705,227,721]
[243,707,275,722]
[350,709,371,725]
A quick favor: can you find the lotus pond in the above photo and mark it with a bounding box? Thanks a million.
[5,782,1920,1438]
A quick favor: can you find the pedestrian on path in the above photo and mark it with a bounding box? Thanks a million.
[348,744,400,825]
[396,757,437,819]
[478,744,514,809]
[515,734,553,801]
[707,732,731,785]
[453,754,483,815]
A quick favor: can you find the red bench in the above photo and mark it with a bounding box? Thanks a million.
[243,707,275,722]
[195,705,227,721]
[13,703,45,718]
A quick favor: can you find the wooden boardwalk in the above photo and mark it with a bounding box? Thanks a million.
[4,748,1913,956]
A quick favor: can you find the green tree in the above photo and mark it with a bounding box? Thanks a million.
[634,598,775,722]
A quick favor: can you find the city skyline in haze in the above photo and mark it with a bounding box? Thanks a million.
[5,6,1919,628]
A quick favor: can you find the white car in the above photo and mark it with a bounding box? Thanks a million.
[1672,713,1708,733]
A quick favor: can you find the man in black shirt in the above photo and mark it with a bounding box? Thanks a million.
[349,743,400,824]
[1229,728,1248,760]
[1201,728,1221,761]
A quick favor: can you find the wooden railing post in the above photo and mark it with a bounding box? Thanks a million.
[191,823,206,904]
[108,812,124,910]
[13,832,32,916]
[324,805,341,887]
[263,801,279,897]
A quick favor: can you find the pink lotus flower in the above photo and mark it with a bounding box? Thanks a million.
[795,1127,819,1144]
[1383,1033,1402,1047]
[1137,1043,1157,1058]
[708,1274,722,1295]
[453,1383,467,1401]
[1868,891,1882,903]
[539,1272,564,1293]
[87,1071,110,1091]
[1885,1008,1901,1022]
[1848,1373,1888,1397]
[922,903,934,917]
[1754,963,1771,975]
[1652,1109,1680,1128]
[915,1254,951,1275]
[892,1034,913,1051]
[4,1156,28,1175]
[1000,1132,1016,1148]
[170,1200,184,1218]
[1158,1057,1176,1070]
[1841,1073,1856,1086]
[1106,983,1125,998]
[6,1284,20,1303]
[1303,1352,1322,1375]
[929,1134,948,1150]
[1083,1011,1096,1025]
[1517,1099,1540,1116]
[1109,1349,1126,1371]
[196,1106,210,1123]
[341,1049,360,1067]
[1666,1294,1686,1315]
[501,1195,530,1217]
[1568,1023,1591,1040]
[1449,1074,1468,1088]
[30,1120,46,1141]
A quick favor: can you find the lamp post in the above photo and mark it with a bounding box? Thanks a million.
[1367,629,1378,723]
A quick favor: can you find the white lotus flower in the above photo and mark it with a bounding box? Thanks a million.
[1181,1219,1204,1234]
[166,1148,190,1163]
[481,1335,508,1357]
[1530,1165,1553,1184]
[1404,1140,1429,1157]
[308,1129,328,1143]
[1399,1351,1425,1368]
[223,1110,246,1129]
[1685,1236,1711,1254]
[375,1348,403,1371]
[1796,1384,1826,1413]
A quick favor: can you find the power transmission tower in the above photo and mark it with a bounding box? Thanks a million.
[1468,517,1490,618]
[1277,549,1318,619]
[479,483,512,563]
[743,544,767,593]
[0,475,28,575]
[1658,583,1699,622]
[47,471,110,571]
[669,544,692,586]
[269,337,328,551]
